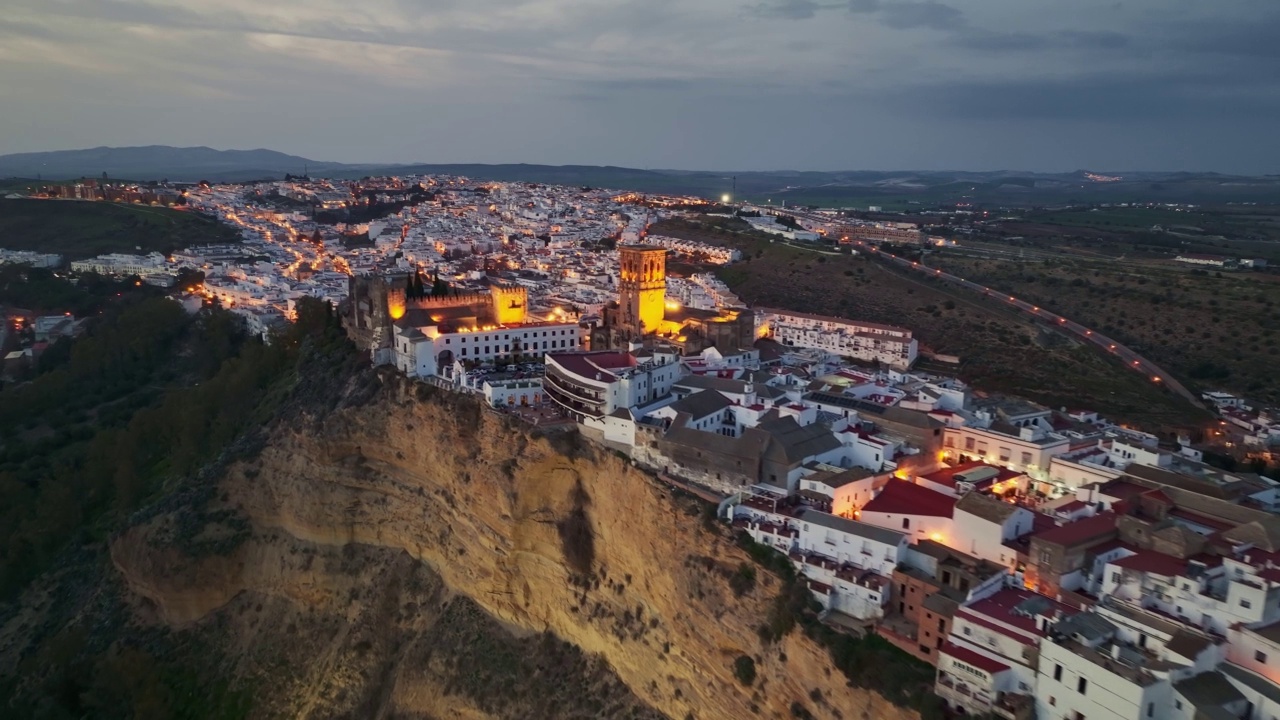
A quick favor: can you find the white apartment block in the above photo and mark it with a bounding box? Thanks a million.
[543,349,683,420]
[395,322,586,379]
[943,424,1071,481]
[643,234,741,264]
[792,509,907,620]
[0,249,62,268]
[70,252,174,280]
[1100,552,1280,637]
[758,308,918,370]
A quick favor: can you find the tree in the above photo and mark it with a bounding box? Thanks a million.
[733,655,756,686]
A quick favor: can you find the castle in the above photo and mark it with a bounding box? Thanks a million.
[385,281,528,328]
[345,273,584,378]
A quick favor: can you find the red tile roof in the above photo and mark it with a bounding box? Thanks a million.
[547,351,636,382]
[861,479,957,518]
[1032,512,1117,547]
[958,588,1074,639]
[1168,509,1234,532]
[1109,550,1188,578]
[940,642,1011,675]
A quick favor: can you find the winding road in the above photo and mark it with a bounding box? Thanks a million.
[849,240,1203,408]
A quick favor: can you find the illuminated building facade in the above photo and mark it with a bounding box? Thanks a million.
[346,273,570,373]
[596,244,755,354]
[618,244,667,335]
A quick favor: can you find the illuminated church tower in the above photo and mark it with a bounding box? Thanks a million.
[618,245,667,335]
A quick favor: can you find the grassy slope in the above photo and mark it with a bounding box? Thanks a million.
[654,217,1208,431]
[0,199,238,260]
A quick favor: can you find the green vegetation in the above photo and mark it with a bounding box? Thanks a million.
[652,217,1204,430]
[0,199,238,260]
[729,562,756,597]
[737,532,945,718]
[0,294,351,600]
[732,655,757,686]
[0,264,160,317]
[931,254,1280,405]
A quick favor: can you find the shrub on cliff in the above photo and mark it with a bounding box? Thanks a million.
[732,655,756,686]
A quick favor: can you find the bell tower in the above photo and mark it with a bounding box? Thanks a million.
[618,245,667,335]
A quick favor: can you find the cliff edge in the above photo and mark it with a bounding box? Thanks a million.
[104,372,917,719]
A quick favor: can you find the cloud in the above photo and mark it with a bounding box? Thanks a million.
[877,1,964,30]
[747,0,832,20]
[0,0,1277,172]
[953,28,1131,53]
[892,71,1280,122]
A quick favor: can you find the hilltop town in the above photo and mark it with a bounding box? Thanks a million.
[5,175,1280,720]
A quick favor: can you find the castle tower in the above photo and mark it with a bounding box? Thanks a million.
[489,284,528,325]
[618,245,667,335]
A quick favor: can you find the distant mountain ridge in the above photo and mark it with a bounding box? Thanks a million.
[2,146,1278,204]
[0,145,348,182]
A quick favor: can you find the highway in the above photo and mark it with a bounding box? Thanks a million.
[744,205,1203,409]
[849,240,1204,409]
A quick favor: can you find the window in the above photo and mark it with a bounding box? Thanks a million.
[1174,700,1183,710]
[1021,451,1033,465]
[963,626,972,636]
[1077,677,1087,694]
[1053,664,1063,681]
[1048,697,1056,707]
[965,437,975,451]
[938,618,945,632]
[1111,572,1121,585]
[1147,703,1154,717]
[1040,550,1053,564]
[1242,598,1253,609]
[902,518,910,530]
[1257,650,1268,663]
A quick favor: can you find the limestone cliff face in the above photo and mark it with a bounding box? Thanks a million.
[111,374,919,720]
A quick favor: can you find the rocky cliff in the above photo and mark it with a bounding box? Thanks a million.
[100,372,919,719]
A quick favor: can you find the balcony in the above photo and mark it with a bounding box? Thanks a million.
[936,678,993,712]
[544,382,606,418]
[993,693,1035,720]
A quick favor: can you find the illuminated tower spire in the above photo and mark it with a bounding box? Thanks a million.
[617,245,667,335]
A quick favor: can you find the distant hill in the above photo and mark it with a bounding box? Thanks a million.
[0,146,348,182]
[3,146,1279,205]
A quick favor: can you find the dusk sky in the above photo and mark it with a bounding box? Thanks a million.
[2,0,1278,173]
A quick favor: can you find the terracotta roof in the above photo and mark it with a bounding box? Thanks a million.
[862,480,957,518]
[1032,512,1118,548]
[940,642,1011,675]
[1109,551,1187,578]
[959,588,1074,638]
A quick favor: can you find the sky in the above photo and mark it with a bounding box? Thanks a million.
[1,0,1278,173]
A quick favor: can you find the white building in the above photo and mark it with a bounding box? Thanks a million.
[952,492,1035,569]
[394,321,586,379]
[943,423,1071,481]
[859,479,957,546]
[793,509,907,619]
[70,252,174,281]
[759,307,918,370]
[0,249,62,268]
[543,349,683,420]
[1035,601,1224,720]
